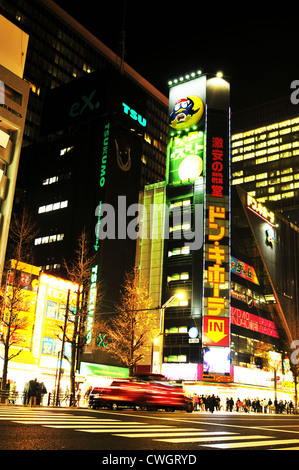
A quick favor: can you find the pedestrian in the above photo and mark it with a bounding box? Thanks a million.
[236,398,242,412]
[9,381,17,404]
[76,388,81,407]
[228,397,234,412]
[29,378,38,407]
[39,382,47,406]
[288,401,294,414]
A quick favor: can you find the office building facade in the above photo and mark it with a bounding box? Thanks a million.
[1,0,168,188]
[232,96,299,216]
[137,77,298,402]
[0,16,30,280]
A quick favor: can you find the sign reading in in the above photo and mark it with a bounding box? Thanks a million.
[203,316,230,346]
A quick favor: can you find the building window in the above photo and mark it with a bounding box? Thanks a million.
[35,233,64,245]
[38,200,68,213]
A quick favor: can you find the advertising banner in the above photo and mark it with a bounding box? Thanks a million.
[167,76,206,185]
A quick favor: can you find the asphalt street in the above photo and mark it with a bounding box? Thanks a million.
[1,405,299,455]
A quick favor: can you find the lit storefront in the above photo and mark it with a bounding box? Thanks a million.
[0,266,81,398]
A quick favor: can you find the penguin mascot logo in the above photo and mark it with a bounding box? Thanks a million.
[169,96,204,130]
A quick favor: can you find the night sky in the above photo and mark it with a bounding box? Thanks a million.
[55,1,299,111]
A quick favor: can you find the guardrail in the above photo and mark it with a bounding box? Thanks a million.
[0,390,86,407]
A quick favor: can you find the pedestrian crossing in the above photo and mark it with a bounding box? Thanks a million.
[1,407,299,449]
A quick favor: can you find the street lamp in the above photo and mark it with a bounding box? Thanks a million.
[152,291,186,374]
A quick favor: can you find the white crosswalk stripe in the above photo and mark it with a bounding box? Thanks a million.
[2,408,299,449]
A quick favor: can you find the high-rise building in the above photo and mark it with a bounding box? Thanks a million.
[1,0,168,187]
[231,96,299,217]
[0,16,30,279]
[137,75,298,403]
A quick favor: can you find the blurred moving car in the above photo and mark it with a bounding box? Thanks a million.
[88,377,193,412]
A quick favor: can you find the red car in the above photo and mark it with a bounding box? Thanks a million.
[88,378,193,412]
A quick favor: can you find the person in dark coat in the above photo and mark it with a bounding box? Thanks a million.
[29,378,38,406]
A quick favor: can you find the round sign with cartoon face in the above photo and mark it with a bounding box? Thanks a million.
[169,95,204,130]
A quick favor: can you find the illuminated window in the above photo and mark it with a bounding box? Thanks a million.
[244,152,255,160]
[244,175,255,182]
[168,246,190,257]
[268,146,279,154]
[282,177,293,185]
[256,149,267,157]
[232,155,244,162]
[256,173,268,180]
[43,176,58,185]
[269,194,281,201]
[232,178,243,185]
[170,223,191,232]
[232,171,243,177]
[256,157,267,164]
[280,127,291,135]
[268,154,279,162]
[256,181,268,188]
[170,199,191,210]
[60,146,73,156]
[35,233,64,246]
[38,200,68,214]
[232,140,243,148]
[281,168,293,174]
[268,131,279,138]
[281,152,292,159]
[282,191,294,199]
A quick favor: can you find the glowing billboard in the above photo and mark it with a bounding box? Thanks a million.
[167,76,206,185]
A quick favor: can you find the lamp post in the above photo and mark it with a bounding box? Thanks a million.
[152,291,186,374]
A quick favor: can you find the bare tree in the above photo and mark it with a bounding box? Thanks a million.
[0,209,38,401]
[94,267,155,377]
[62,230,98,403]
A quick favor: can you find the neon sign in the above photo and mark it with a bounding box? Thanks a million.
[247,194,275,226]
[122,102,147,127]
[231,307,279,338]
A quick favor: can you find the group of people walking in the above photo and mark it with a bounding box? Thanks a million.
[23,378,47,406]
[235,397,295,414]
[192,394,296,414]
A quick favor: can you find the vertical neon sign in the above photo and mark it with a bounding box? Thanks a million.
[202,77,231,379]
[86,122,110,345]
